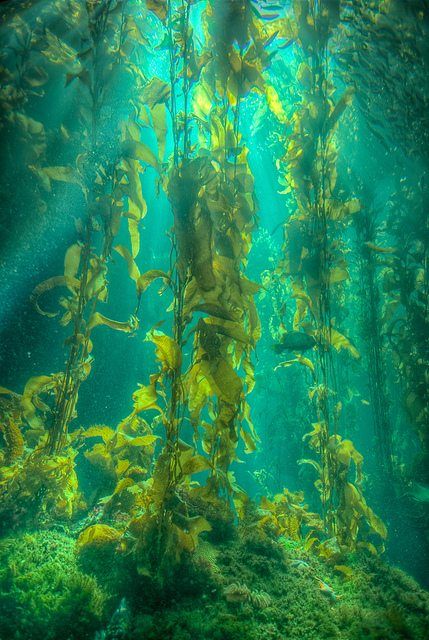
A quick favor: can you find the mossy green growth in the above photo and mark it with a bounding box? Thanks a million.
[118,532,429,640]
[0,529,109,640]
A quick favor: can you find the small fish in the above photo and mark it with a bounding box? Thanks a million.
[318,581,340,601]
[409,482,429,503]
[272,331,316,354]
[291,559,311,571]
[103,598,130,640]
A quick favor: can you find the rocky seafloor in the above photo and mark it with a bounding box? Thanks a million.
[1,524,428,640]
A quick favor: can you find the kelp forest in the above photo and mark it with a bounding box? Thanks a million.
[0,1,428,639]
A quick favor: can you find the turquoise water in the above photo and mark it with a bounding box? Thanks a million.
[0,1,428,639]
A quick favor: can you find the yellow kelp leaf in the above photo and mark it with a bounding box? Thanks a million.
[146,0,167,22]
[0,418,24,463]
[76,524,122,550]
[116,459,131,476]
[137,269,170,294]
[114,245,140,282]
[334,564,354,579]
[274,358,298,371]
[241,400,259,446]
[364,242,396,254]
[83,424,115,443]
[21,375,55,428]
[128,218,140,259]
[203,318,249,344]
[211,359,242,406]
[31,276,80,317]
[329,328,360,359]
[240,427,257,454]
[357,541,378,555]
[122,140,159,171]
[186,361,213,424]
[151,103,167,162]
[174,513,211,548]
[335,439,363,482]
[129,434,159,447]
[180,454,211,476]
[326,87,355,132]
[298,458,322,475]
[44,165,81,183]
[64,243,81,279]
[297,62,312,89]
[0,386,16,396]
[329,265,349,284]
[132,379,161,414]
[274,352,316,374]
[265,85,288,124]
[147,330,181,371]
[343,483,387,540]
[303,421,325,444]
[31,166,81,191]
[111,476,135,497]
[141,76,170,108]
[120,159,146,219]
[233,489,250,520]
[193,82,212,119]
[296,354,315,373]
[87,312,138,333]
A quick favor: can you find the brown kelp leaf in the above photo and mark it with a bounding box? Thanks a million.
[0,418,24,463]
[76,524,122,550]
[328,328,360,359]
[128,218,140,259]
[180,454,211,476]
[132,378,162,414]
[146,0,167,21]
[137,269,170,294]
[21,375,55,428]
[122,139,159,171]
[141,77,170,107]
[326,87,355,132]
[147,330,182,371]
[23,65,49,87]
[31,276,80,317]
[151,103,167,162]
[64,243,81,278]
[114,245,140,282]
[42,165,82,185]
[87,312,138,333]
[83,424,115,443]
[364,242,396,254]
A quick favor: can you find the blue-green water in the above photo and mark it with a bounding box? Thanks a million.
[0,1,428,639]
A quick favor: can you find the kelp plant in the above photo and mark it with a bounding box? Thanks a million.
[77,0,290,577]
[273,0,386,558]
[0,0,145,527]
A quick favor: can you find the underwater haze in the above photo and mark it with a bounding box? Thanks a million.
[1,1,429,639]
